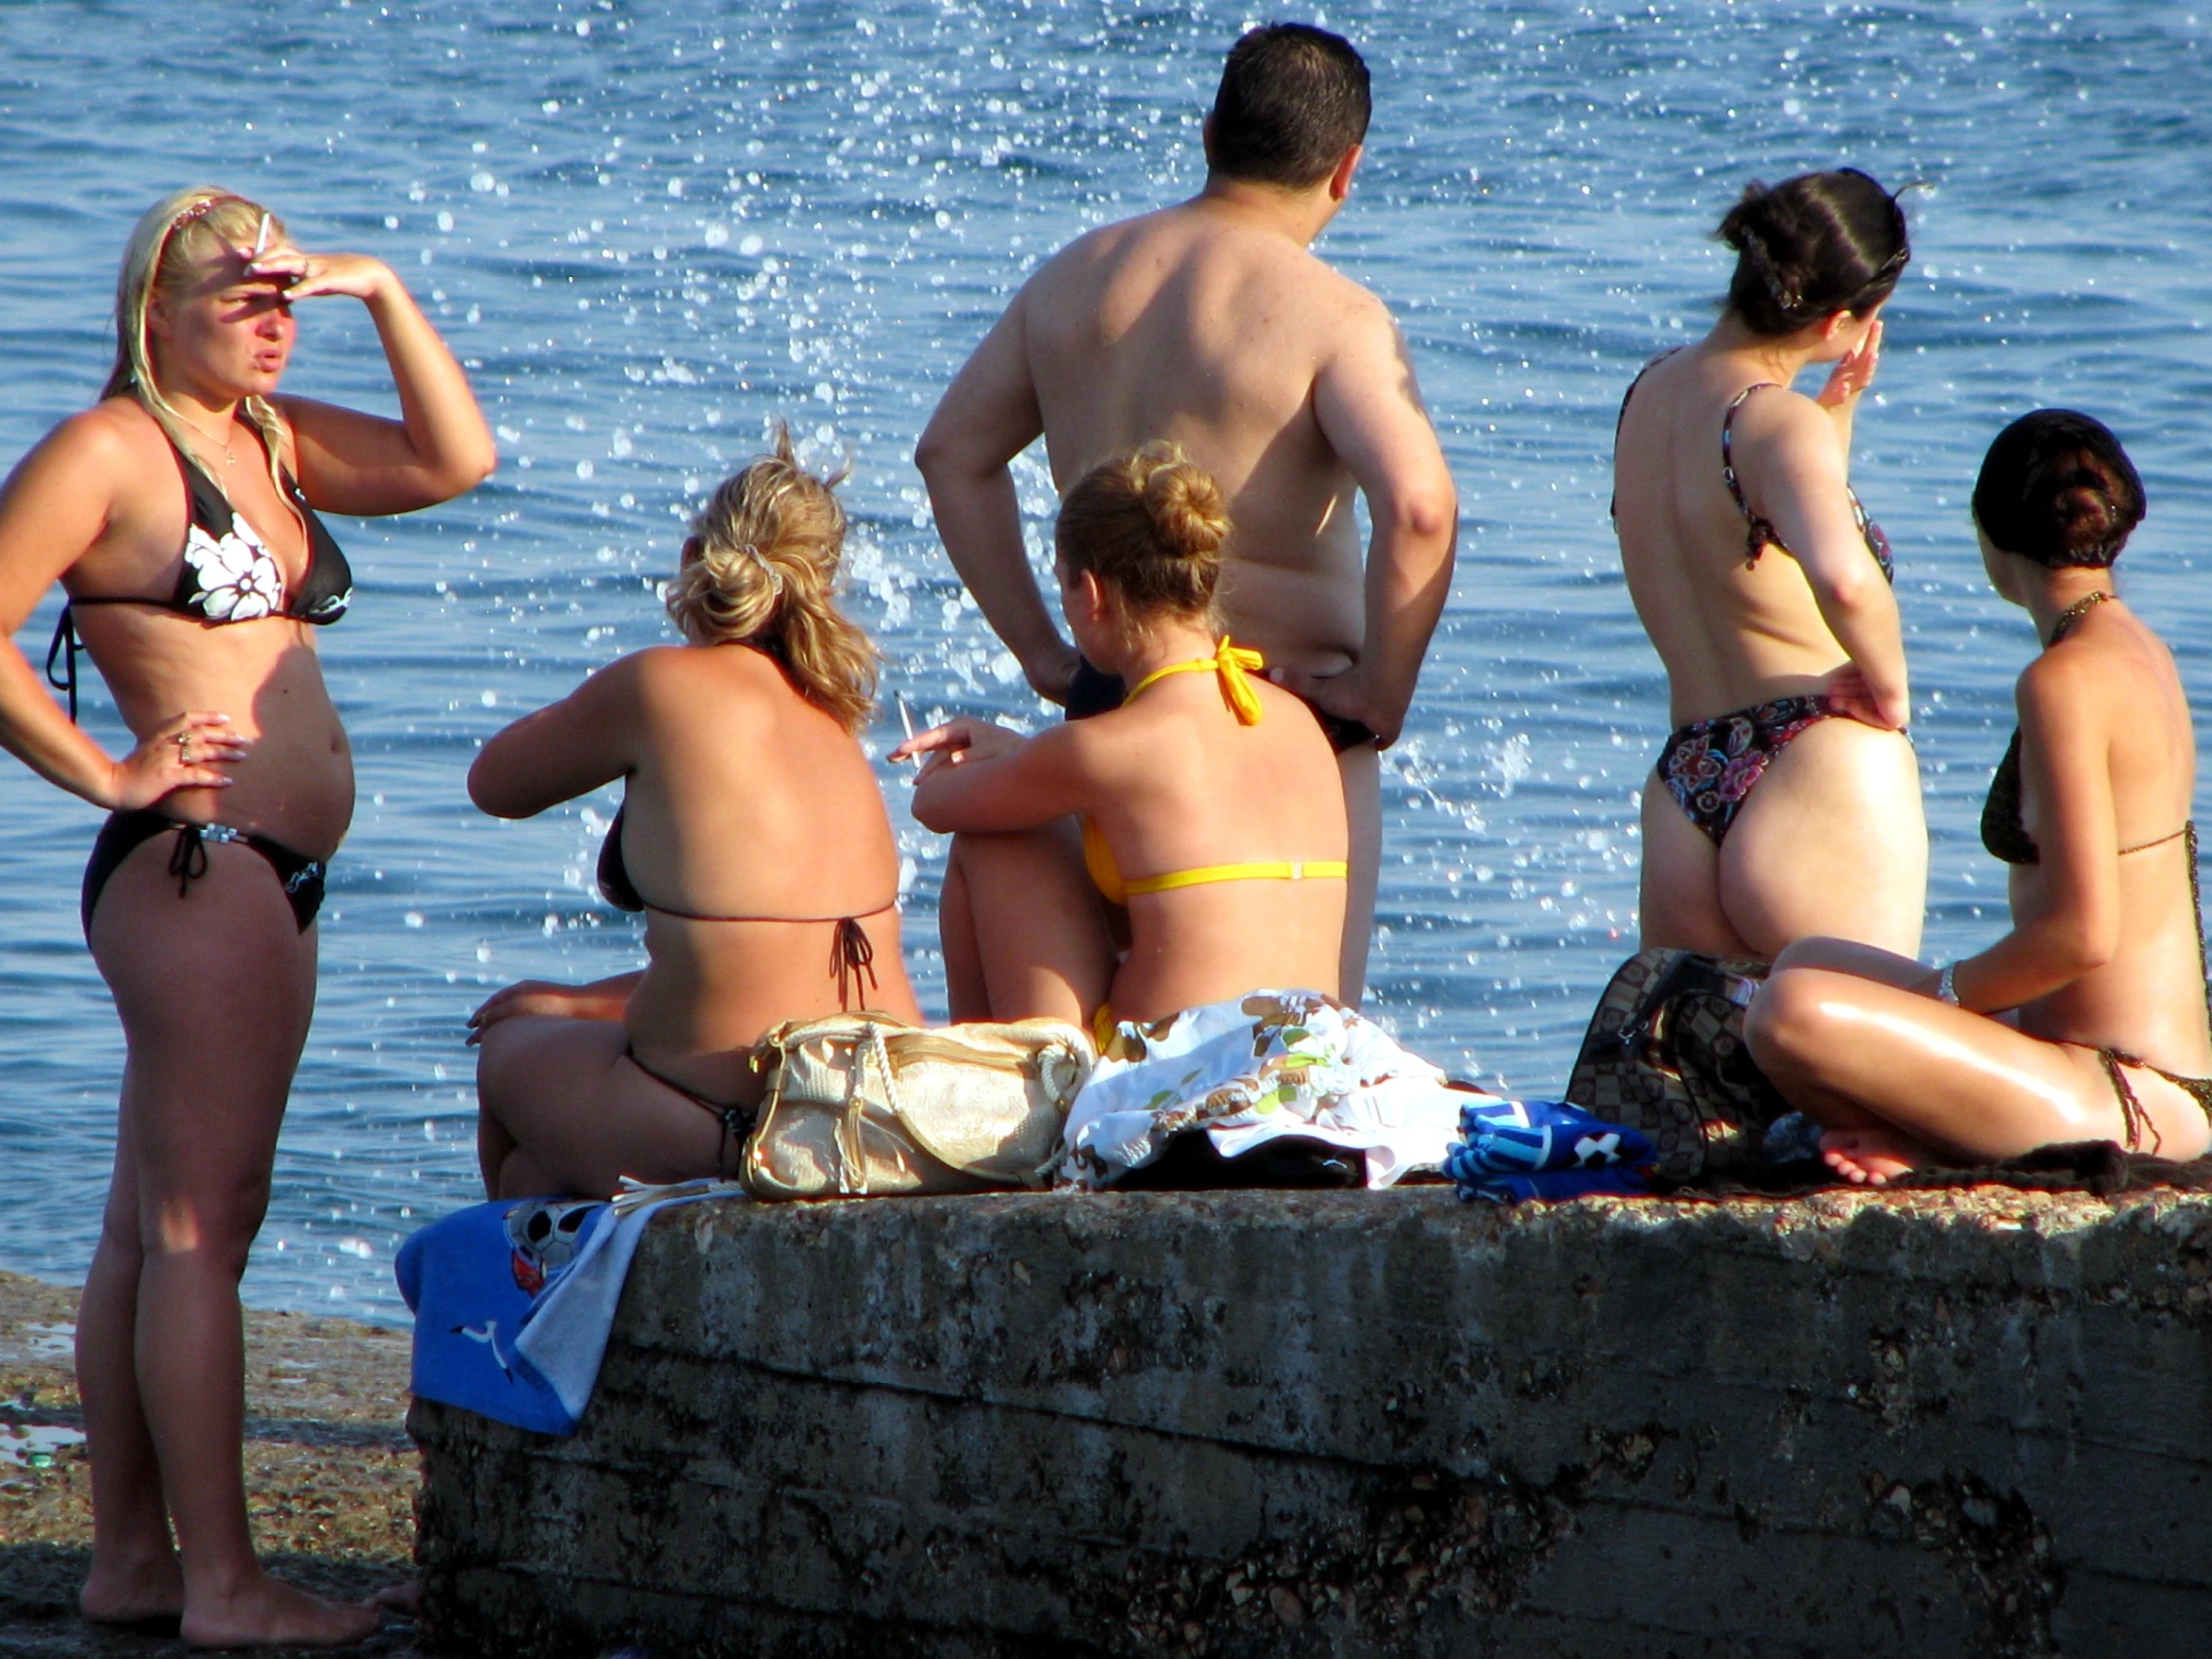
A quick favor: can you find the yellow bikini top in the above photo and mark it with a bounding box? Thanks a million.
[1080,639,1349,905]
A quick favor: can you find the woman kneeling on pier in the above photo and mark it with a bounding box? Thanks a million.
[468,429,921,1198]
[892,441,1347,1035]
[1748,411,2212,1180]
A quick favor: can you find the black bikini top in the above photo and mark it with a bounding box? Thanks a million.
[1980,592,2189,866]
[1608,355,1894,585]
[1721,383,1894,582]
[46,431,353,719]
[597,803,893,1009]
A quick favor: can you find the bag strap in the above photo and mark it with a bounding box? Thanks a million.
[834,1023,890,1196]
[864,1026,1080,1186]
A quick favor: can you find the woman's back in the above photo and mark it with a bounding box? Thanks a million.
[1080,667,1346,1018]
[1614,168,1923,960]
[614,642,918,1055]
[2010,605,2207,1071]
[1615,351,1881,721]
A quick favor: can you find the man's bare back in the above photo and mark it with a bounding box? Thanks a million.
[915,24,1456,998]
[921,180,1453,727]
[1022,200,1376,670]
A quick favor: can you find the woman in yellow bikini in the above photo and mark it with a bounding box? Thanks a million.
[893,442,1348,1034]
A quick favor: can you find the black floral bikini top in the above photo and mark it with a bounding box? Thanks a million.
[1721,382,1894,582]
[1611,353,1894,584]
[46,431,353,719]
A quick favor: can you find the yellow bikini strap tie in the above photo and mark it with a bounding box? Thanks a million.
[1211,637,1266,725]
[1123,638,1267,725]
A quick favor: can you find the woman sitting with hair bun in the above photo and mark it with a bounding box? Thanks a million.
[893,440,1347,1036]
[468,427,921,1198]
[1748,411,2211,1181]
[1613,167,1926,960]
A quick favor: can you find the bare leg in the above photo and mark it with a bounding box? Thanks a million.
[75,1093,181,1626]
[1337,742,1381,1005]
[940,824,1115,1025]
[1752,936,1936,1162]
[475,1016,731,1200]
[477,1096,518,1195]
[938,851,988,1023]
[1637,769,1755,956]
[87,840,380,1647]
[1747,955,2212,1182]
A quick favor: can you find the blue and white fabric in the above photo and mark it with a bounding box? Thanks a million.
[1063,989,1490,1189]
[396,1178,738,1435]
[1444,1098,1655,1203]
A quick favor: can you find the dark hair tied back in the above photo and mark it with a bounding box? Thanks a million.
[1972,409,2145,570]
[1717,168,1910,336]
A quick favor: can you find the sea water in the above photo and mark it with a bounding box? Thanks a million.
[0,0,2206,1321]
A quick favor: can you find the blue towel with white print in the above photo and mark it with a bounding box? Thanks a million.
[396,1196,605,1434]
[1444,1098,1654,1203]
[395,1181,732,1435]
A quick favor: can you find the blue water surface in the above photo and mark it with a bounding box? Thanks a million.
[0,0,2205,1320]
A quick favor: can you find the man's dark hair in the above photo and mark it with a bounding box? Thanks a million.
[1207,23,1370,190]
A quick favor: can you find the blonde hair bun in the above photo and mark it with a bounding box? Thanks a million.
[663,423,879,732]
[1132,441,1230,562]
[1056,440,1232,627]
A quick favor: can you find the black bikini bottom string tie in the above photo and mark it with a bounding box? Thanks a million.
[831,915,879,1011]
[167,822,211,896]
[44,604,80,723]
[165,821,258,899]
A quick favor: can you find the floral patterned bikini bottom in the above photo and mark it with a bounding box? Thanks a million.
[1655,694,1837,846]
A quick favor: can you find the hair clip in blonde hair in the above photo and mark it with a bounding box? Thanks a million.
[734,542,783,593]
[167,195,236,235]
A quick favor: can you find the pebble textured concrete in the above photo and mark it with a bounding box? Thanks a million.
[412,1186,2212,1657]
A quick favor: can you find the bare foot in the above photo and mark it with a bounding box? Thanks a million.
[82,1550,185,1632]
[1821,1125,1934,1187]
[372,1580,421,1616]
[180,1573,383,1650]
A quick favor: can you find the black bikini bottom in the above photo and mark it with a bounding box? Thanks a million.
[621,1043,761,1176]
[1655,694,1838,846]
[1066,655,1378,752]
[81,810,328,939]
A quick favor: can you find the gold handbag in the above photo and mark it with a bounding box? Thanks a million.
[740,1013,1094,1200]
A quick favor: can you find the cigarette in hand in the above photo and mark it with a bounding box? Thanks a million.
[896,694,923,774]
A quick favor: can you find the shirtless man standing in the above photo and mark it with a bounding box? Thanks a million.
[915,22,1457,1001]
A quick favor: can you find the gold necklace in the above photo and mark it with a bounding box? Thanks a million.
[2045,588,2115,647]
[176,413,241,469]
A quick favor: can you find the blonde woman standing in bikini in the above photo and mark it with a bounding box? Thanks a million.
[0,188,492,1645]
[1612,169,1925,959]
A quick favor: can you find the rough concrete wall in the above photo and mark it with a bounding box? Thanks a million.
[412,1187,2212,1658]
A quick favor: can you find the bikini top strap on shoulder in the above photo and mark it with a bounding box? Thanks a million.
[1720,382,1787,563]
[1608,348,1682,523]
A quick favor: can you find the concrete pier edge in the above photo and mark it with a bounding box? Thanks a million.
[412,1184,2212,1658]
